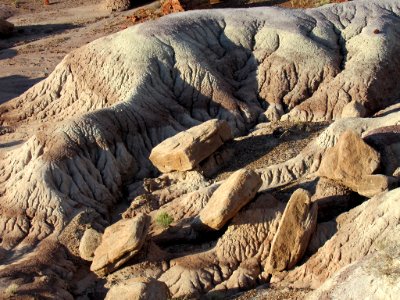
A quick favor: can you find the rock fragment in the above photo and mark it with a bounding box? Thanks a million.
[341,101,366,118]
[105,277,170,300]
[79,228,102,261]
[104,0,130,12]
[193,169,262,231]
[265,189,317,274]
[91,214,150,276]
[149,119,232,173]
[356,174,394,197]
[318,130,380,191]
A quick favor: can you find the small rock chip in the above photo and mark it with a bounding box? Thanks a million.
[265,188,317,274]
[193,169,262,231]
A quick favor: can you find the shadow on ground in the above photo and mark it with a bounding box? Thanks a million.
[0,48,17,60]
[0,75,45,104]
[2,23,81,48]
[213,0,290,8]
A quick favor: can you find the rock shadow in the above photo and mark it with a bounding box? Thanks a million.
[0,48,17,60]
[212,0,289,9]
[0,75,45,104]
[3,23,81,48]
[212,122,328,179]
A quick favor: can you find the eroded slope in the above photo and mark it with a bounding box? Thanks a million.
[1,0,400,298]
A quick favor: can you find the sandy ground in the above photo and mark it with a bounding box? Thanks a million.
[0,0,160,104]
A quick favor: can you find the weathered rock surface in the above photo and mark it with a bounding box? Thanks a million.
[257,109,400,192]
[105,277,170,300]
[356,174,393,198]
[311,177,358,222]
[104,0,130,12]
[272,187,400,290]
[341,100,366,118]
[307,247,400,300]
[79,228,102,261]
[149,119,232,173]
[318,130,380,191]
[158,195,285,298]
[193,169,262,230]
[123,171,211,219]
[363,125,400,177]
[91,214,150,276]
[307,221,337,255]
[0,5,14,21]
[265,189,317,274]
[1,0,400,297]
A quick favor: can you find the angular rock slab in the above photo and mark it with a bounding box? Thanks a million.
[105,277,170,300]
[91,214,150,276]
[318,130,380,191]
[149,119,232,173]
[79,228,102,261]
[265,188,317,274]
[193,169,262,231]
[356,174,394,198]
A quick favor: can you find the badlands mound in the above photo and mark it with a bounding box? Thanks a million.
[0,0,400,298]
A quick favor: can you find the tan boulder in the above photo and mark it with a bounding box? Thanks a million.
[103,0,130,12]
[79,228,102,261]
[318,130,380,191]
[149,120,232,173]
[91,214,150,276]
[105,277,170,300]
[356,174,393,198]
[193,169,262,231]
[265,189,317,274]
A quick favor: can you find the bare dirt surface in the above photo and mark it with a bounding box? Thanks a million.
[232,285,311,300]
[0,0,159,104]
[214,121,329,181]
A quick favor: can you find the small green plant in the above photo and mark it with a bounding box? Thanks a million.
[4,283,19,298]
[156,212,173,228]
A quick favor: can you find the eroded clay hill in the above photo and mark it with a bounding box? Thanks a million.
[0,0,400,298]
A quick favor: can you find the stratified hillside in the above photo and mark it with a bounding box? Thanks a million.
[0,0,399,298]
